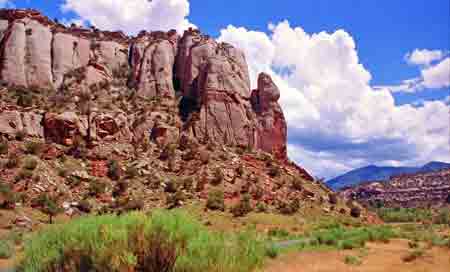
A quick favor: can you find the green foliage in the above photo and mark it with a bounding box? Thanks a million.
[24,141,44,155]
[433,208,450,225]
[19,210,265,272]
[376,207,433,223]
[107,160,121,180]
[268,166,281,177]
[35,194,63,224]
[88,179,107,197]
[0,140,8,155]
[265,245,279,259]
[231,194,253,217]
[206,189,225,211]
[125,165,139,179]
[6,153,20,168]
[16,169,33,181]
[23,157,38,170]
[256,202,268,213]
[211,168,224,185]
[267,228,290,239]
[0,239,13,259]
[0,181,18,209]
[344,255,362,265]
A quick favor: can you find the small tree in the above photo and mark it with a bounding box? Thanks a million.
[37,194,62,224]
[206,189,225,211]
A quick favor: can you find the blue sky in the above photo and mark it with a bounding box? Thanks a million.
[4,0,450,178]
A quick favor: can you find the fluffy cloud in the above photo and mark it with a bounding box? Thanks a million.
[218,21,450,178]
[378,57,450,92]
[61,0,194,34]
[421,57,450,89]
[405,49,444,66]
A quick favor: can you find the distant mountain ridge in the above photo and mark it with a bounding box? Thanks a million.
[327,161,450,190]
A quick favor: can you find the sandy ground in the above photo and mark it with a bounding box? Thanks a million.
[263,239,450,272]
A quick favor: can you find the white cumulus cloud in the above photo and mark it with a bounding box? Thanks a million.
[421,57,450,89]
[405,49,444,66]
[218,21,450,179]
[61,0,194,35]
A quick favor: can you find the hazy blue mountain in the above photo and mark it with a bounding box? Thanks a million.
[327,161,450,190]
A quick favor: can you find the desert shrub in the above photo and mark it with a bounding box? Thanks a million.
[350,207,361,218]
[17,92,33,107]
[236,165,244,177]
[291,178,303,191]
[165,179,180,193]
[377,207,433,223]
[402,249,425,262]
[0,140,8,155]
[107,159,121,180]
[24,141,43,155]
[0,239,13,259]
[433,208,450,225]
[15,169,33,181]
[23,157,38,170]
[256,202,267,213]
[125,165,139,179]
[268,228,290,239]
[182,148,197,161]
[113,181,129,197]
[344,255,361,265]
[231,194,253,217]
[15,130,26,141]
[329,193,338,205]
[206,189,225,211]
[166,191,186,209]
[268,166,281,177]
[278,199,300,215]
[211,168,224,185]
[19,210,265,272]
[0,182,18,209]
[34,194,62,224]
[87,179,107,197]
[264,245,279,259]
[6,153,20,168]
[182,177,194,192]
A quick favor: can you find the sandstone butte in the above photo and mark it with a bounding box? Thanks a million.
[0,8,311,179]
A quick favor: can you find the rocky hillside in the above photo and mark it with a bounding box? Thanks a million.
[0,9,367,225]
[328,162,450,190]
[339,169,450,208]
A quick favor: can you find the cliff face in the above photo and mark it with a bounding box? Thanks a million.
[0,9,295,166]
[340,169,450,208]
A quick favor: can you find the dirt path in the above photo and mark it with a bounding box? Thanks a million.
[263,239,450,272]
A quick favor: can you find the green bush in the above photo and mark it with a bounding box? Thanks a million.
[265,245,279,259]
[344,255,361,265]
[206,189,225,211]
[377,207,433,223]
[19,210,265,272]
[23,157,38,170]
[24,141,44,155]
[107,160,121,180]
[0,141,8,155]
[211,168,224,185]
[88,179,107,196]
[433,208,450,225]
[0,239,13,259]
[6,153,20,168]
[231,194,253,217]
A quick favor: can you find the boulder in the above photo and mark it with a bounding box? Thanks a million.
[92,112,132,142]
[43,112,87,145]
[0,110,23,135]
[22,111,44,137]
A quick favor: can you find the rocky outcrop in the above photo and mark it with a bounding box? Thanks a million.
[0,110,43,137]
[0,9,297,166]
[340,169,450,208]
[175,30,256,149]
[129,31,178,98]
[252,73,287,160]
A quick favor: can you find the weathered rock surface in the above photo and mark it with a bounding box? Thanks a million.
[0,9,296,166]
[252,73,287,160]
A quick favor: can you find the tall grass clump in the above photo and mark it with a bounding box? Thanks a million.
[19,210,265,272]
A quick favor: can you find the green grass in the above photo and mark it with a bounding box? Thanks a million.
[376,207,433,223]
[0,239,13,259]
[19,210,266,272]
[297,225,397,251]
